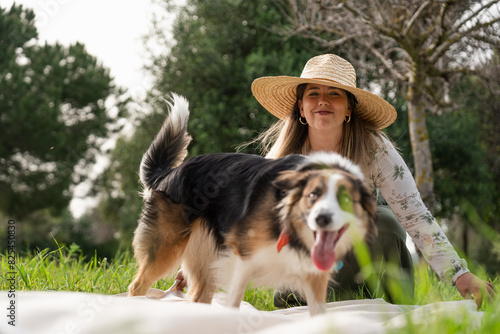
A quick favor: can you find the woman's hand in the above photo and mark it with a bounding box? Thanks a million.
[455,272,494,308]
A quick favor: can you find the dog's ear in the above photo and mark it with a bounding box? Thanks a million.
[359,180,376,220]
[358,179,378,242]
[273,170,309,191]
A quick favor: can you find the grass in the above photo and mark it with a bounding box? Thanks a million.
[1,244,172,295]
[0,243,278,309]
[1,243,499,332]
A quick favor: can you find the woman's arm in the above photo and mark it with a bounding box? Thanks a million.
[370,137,493,306]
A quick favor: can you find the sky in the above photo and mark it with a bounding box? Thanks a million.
[3,0,172,217]
[3,0,162,96]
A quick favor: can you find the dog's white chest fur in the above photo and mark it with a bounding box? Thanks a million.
[215,245,318,289]
[212,244,331,314]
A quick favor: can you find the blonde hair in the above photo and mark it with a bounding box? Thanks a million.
[253,84,389,166]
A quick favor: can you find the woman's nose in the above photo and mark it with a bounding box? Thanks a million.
[318,93,330,105]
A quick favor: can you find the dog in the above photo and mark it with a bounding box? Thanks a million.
[128,94,377,315]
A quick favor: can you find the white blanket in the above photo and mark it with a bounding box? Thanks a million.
[0,289,481,334]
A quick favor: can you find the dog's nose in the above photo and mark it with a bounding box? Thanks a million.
[315,214,331,227]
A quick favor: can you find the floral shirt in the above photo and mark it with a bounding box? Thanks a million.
[362,135,469,283]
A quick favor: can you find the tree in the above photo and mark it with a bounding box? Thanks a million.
[380,66,498,259]
[146,0,323,155]
[476,54,500,218]
[275,0,500,210]
[98,0,325,242]
[0,4,128,218]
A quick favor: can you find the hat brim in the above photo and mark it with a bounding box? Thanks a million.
[251,76,396,130]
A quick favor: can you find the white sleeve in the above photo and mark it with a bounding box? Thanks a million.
[368,136,468,283]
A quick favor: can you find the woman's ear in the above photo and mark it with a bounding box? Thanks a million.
[298,100,304,116]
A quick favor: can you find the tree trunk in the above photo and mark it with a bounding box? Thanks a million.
[406,77,435,213]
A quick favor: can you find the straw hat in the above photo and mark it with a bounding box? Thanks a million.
[251,54,397,129]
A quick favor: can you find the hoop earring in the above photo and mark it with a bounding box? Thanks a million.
[299,116,308,125]
[345,114,351,123]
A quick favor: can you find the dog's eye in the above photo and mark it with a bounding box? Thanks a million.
[308,192,318,203]
[337,186,353,213]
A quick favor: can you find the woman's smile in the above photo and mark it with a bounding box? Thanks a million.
[314,110,333,115]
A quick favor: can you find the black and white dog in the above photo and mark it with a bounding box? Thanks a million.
[128,94,377,315]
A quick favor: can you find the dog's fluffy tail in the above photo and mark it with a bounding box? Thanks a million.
[139,93,192,190]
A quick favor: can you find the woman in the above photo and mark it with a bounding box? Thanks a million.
[250,54,493,307]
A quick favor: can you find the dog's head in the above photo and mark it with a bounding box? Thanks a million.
[273,152,377,271]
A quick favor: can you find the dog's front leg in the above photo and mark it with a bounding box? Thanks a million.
[303,272,330,316]
[225,258,252,309]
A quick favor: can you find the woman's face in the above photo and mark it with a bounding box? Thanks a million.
[298,84,350,132]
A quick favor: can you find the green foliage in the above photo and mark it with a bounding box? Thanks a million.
[390,263,500,334]
[0,4,128,218]
[147,0,322,155]
[430,110,494,219]
[97,110,169,244]
[0,245,139,294]
[0,209,120,261]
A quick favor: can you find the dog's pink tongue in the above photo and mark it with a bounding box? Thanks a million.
[311,230,336,271]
